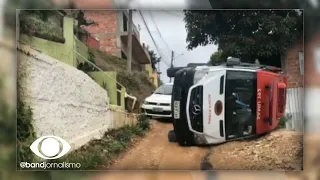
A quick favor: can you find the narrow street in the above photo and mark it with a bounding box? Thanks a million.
[109,120,303,171]
[109,120,209,170]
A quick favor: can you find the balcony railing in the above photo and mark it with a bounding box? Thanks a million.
[123,10,140,39]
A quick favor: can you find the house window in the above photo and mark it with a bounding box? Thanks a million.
[299,52,304,75]
[121,51,127,60]
[123,12,128,31]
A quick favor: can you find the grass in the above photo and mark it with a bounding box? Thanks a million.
[87,48,156,112]
[49,114,151,170]
[19,11,65,43]
[89,48,127,72]
[117,71,155,113]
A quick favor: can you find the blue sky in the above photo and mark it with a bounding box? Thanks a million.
[132,10,218,83]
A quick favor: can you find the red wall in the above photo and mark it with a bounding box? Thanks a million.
[284,40,303,88]
[82,10,119,56]
[87,35,99,50]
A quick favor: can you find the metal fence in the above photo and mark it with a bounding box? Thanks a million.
[285,87,304,132]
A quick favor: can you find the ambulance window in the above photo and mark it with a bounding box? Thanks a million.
[225,70,257,112]
[219,75,224,94]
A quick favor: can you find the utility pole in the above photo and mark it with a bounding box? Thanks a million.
[127,9,133,72]
[169,50,174,82]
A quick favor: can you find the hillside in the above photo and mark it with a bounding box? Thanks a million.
[88,48,156,111]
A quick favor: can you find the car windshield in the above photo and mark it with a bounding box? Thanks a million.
[154,84,173,95]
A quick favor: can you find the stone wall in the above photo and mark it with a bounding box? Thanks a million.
[17,44,138,150]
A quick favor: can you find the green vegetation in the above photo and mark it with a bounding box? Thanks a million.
[19,10,65,43]
[279,116,288,128]
[16,100,37,163]
[117,71,155,102]
[76,51,99,73]
[89,48,127,72]
[209,50,228,65]
[0,72,54,179]
[206,0,318,43]
[184,10,303,67]
[147,47,161,71]
[86,48,156,111]
[50,114,151,170]
[16,65,38,166]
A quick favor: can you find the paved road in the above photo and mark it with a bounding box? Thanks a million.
[109,120,209,170]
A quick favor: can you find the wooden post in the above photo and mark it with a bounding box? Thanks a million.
[169,51,174,82]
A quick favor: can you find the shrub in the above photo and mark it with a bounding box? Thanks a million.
[19,10,65,43]
[138,114,151,131]
[16,100,37,163]
[279,116,288,128]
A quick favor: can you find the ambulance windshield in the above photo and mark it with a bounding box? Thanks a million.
[225,70,257,137]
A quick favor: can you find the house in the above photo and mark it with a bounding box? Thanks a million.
[283,39,304,89]
[79,10,154,73]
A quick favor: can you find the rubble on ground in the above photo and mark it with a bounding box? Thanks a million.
[209,129,303,170]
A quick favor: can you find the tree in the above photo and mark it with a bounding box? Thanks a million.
[205,0,319,42]
[184,10,303,67]
[209,50,228,65]
[6,0,56,28]
[147,48,161,70]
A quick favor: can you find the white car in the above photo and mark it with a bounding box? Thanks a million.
[141,83,173,119]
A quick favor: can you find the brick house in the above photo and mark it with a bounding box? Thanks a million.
[283,39,304,88]
[80,10,152,72]
[282,39,304,131]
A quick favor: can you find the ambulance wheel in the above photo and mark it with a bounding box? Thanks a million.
[168,130,177,142]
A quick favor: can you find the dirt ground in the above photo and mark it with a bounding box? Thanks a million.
[92,119,306,180]
[108,120,303,171]
[109,120,209,170]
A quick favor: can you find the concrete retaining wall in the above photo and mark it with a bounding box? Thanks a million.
[17,43,138,150]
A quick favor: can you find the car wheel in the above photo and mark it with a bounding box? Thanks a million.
[168,130,177,143]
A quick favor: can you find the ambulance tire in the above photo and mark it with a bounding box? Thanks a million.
[167,67,185,78]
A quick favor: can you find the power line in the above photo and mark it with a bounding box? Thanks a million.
[138,10,171,68]
[148,11,172,52]
[147,11,192,66]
